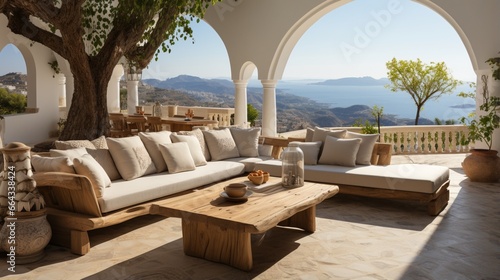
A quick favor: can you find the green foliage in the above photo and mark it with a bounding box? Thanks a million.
[460,96,500,150]
[120,88,128,111]
[353,119,378,134]
[48,60,61,77]
[486,52,500,81]
[371,105,383,135]
[0,88,27,115]
[434,118,456,125]
[247,104,259,127]
[80,0,217,63]
[457,81,476,100]
[385,58,461,125]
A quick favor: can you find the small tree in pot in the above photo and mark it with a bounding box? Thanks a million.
[460,73,500,182]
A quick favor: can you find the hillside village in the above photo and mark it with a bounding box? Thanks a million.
[0,72,28,95]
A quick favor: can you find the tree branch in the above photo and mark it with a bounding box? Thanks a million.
[126,4,180,68]
[4,6,66,58]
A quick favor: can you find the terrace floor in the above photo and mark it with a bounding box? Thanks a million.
[1,154,499,279]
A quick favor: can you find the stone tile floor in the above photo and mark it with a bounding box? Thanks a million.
[1,154,499,279]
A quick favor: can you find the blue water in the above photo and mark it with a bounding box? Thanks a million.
[276,81,475,122]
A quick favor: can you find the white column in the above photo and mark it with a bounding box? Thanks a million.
[108,66,124,113]
[56,74,66,107]
[127,81,139,115]
[261,79,277,137]
[65,74,74,109]
[233,80,248,127]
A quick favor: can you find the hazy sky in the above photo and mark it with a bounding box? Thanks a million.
[0,0,476,82]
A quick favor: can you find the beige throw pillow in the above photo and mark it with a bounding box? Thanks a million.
[55,135,108,150]
[292,141,322,165]
[177,129,211,161]
[159,142,196,173]
[106,136,157,180]
[202,128,240,160]
[230,127,261,157]
[318,136,362,167]
[170,134,207,166]
[311,127,347,142]
[73,154,112,198]
[345,131,379,165]
[31,155,75,173]
[50,147,88,159]
[90,136,108,149]
[305,127,315,142]
[86,149,121,180]
[138,131,173,172]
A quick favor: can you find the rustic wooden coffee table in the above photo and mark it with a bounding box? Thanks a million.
[151,176,339,271]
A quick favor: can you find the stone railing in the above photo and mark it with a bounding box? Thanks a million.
[281,125,470,155]
[378,125,470,154]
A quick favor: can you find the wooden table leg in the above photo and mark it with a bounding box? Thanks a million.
[181,219,253,271]
[278,206,316,233]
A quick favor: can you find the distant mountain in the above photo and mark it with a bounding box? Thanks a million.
[143,75,234,94]
[310,76,389,86]
[140,75,434,131]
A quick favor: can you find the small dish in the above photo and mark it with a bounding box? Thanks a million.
[220,190,253,202]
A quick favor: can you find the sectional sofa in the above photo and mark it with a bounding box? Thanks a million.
[31,126,449,256]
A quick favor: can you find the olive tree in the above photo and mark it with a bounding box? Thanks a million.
[386,58,461,125]
[0,0,219,140]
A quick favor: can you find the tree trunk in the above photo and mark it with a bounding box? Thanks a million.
[58,61,113,141]
[414,105,422,125]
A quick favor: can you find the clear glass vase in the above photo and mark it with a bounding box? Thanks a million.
[153,101,163,117]
[281,142,304,188]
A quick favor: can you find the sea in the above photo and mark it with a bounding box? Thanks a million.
[274,80,476,122]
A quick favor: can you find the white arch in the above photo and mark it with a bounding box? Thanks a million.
[267,0,478,81]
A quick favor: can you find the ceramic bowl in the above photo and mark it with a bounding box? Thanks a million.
[224,183,247,198]
[247,174,264,185]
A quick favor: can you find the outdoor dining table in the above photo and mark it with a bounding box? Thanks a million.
[160,117,218,132]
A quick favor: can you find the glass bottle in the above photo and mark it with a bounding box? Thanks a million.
[281,142,304,188]
[153,101,162,117]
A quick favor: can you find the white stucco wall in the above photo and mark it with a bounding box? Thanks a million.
[0,15,60,146]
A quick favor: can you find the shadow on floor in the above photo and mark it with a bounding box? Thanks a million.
[82,226,306,280]
[317,194,436,231]
[399,179,500,278]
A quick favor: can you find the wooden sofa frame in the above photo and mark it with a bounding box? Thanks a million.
[33,137,448,255]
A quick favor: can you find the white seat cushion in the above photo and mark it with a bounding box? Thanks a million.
[99,161,245,213]
[254,160,449,194]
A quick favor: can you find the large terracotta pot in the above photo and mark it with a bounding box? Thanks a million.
[462,149,500,182]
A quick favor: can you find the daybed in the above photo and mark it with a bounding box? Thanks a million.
[32,127,270,255]
[255,128,450,216]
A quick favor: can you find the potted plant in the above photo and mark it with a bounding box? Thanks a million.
[460,94,500,182]
[0,142,52,264]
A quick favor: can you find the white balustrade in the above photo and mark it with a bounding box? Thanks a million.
[322,125,470,155]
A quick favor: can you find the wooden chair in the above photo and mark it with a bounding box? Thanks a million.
[147,116,169,132]
[108,113,129,137]
[126,115,148,135]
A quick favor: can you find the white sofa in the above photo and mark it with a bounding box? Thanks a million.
[254,128,450,216]
[32,127,270,255]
